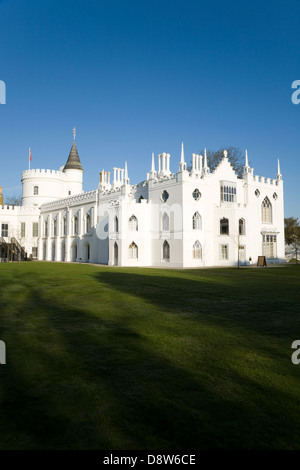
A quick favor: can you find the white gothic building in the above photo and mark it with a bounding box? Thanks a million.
[0,133,285,267]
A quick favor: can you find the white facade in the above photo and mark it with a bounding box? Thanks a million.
[0,205,40,259]
[0,138,285,267]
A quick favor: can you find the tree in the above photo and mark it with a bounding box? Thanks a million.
[285,217,300,263]
[190,146,246,178]
[5,195,22,206]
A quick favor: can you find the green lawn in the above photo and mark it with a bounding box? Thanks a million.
[0,262,299,449]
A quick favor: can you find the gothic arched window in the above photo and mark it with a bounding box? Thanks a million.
[239,218,245,236]
[261,197,272,223]
[62,217,67,236]
[114,216,119,233]
[129,215,138,231]
[220,218,229,235]
[192,212,202,230]
[163,240,170,260]
[193,241,202,259]
[129,242,138,259]
[86,214,91,233]
[74,216,78,235]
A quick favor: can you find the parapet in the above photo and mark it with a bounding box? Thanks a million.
[252,174,280,186]
[0,205,40,213]
[40,190,97,212]
[21,169,65,179]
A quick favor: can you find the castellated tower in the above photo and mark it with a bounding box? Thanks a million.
[21,129,84,208]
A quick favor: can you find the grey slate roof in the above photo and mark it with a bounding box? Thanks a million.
[64,141,83,171]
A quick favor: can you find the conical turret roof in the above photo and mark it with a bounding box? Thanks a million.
[64,140,83,171]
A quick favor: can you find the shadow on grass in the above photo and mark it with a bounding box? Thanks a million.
[0,269,298,450]
[0,266,299,449]
[94,268,300,338]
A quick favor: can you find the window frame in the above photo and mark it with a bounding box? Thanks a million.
[220,182,237,203]
[21,222,26,238]
[262,233,277,258]
[193,240,202,259]
[192,212,201,230]
[129,215,138,231]
[53,219,57,237]
[114,216,119,233]
[161,190,169,203]
[220,244,229,260]
[62,217,67,236]
[261,197,272,223]
[44,220,48,237]
[32,222,38,238]
[162,240,170,261]
[128,241,138,259]
[239,218,245,236]
[86,213,91,233]
[192,189,201,201]
[1,223,8,237]
[74,216,78,235]
[220,218,229,235]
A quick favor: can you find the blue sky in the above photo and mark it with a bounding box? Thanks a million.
[0,0,299,218]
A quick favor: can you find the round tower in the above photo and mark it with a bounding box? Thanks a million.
[21,169,67,207]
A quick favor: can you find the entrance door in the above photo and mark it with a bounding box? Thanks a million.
[239,245,246,264]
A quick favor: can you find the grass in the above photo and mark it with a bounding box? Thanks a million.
[0,262,299,449]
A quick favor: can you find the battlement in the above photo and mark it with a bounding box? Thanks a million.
[22,169,65,179]
[41,190,96,212]
[252,175,280,186]
[0,205,40,213]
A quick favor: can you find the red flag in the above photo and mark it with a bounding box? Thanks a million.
[29,148,31,161]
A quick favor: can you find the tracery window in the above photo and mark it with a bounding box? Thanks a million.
[261,197,272,223]
[192,212,202,230]
[193,241,202,259]
[129,242,138,259]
